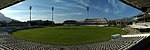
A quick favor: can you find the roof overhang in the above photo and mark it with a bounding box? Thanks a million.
[120,0,150,12]
[0,0,25,10]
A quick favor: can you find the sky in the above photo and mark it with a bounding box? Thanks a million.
[0,0,142,23]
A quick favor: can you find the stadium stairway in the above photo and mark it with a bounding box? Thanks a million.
[122,34,150,50]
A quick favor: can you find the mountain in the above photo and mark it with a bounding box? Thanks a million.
[0,13,14,23]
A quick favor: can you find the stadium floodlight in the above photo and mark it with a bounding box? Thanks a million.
[52,7,54,26]
[28,6,32,26]
[87,6,89,19]
[29,6,32,22]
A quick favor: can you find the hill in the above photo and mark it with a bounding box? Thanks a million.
[0,13,15,23]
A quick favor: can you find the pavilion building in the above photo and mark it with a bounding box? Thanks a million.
[81,18,108,27]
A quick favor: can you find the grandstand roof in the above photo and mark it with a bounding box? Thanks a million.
[120,0,150,12]
[0,0,24,10]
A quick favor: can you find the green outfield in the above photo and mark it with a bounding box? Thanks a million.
[12,26,126,45]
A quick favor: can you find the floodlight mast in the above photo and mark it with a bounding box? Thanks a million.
[29,6,32,26]
[52,7,54,26]
[30,6,32,22]
[87,6,89,19]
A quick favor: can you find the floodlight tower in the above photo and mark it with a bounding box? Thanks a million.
[86,6,89,19]
[29,6,32,26]
[30,6,32,22]
[52,7,54,26]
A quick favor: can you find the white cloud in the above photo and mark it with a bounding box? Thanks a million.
[55,6,73,11]
[104,8,110,13]
[55,0,61,2]
[92,5,102,11]
[91,5,110,13]
[31,12,83,19]
[51,0,67,5]
[19,12,84,22]
[59,0,89,9]
[53,0,65,3]
[106,0,126,15]
[60,2,86,9]
[108,0,118,9]
[54,12,83,17]
[74,4,86,9]
[0,9,51,14]
[73,0,89,6]
[0,9,28,13]
[50,0,90,10]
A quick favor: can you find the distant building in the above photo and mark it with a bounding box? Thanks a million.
[63,20,79,26]
[55,23,63,26]
[28,20,55,26]
[109,19,133,26]
[8,20,28,27]
[28,20,42,26]
[115,20,130,26]
[81,18,108,27]
[108,20,116,26]
[42,20,54,26]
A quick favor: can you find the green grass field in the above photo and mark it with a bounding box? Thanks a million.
[12,26,126,45]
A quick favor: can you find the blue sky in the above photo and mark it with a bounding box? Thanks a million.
[0,0,141,23]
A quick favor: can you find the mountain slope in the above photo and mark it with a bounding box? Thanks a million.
[0,13,14,23]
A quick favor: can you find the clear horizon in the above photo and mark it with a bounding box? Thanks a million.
[0,0,141,23]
